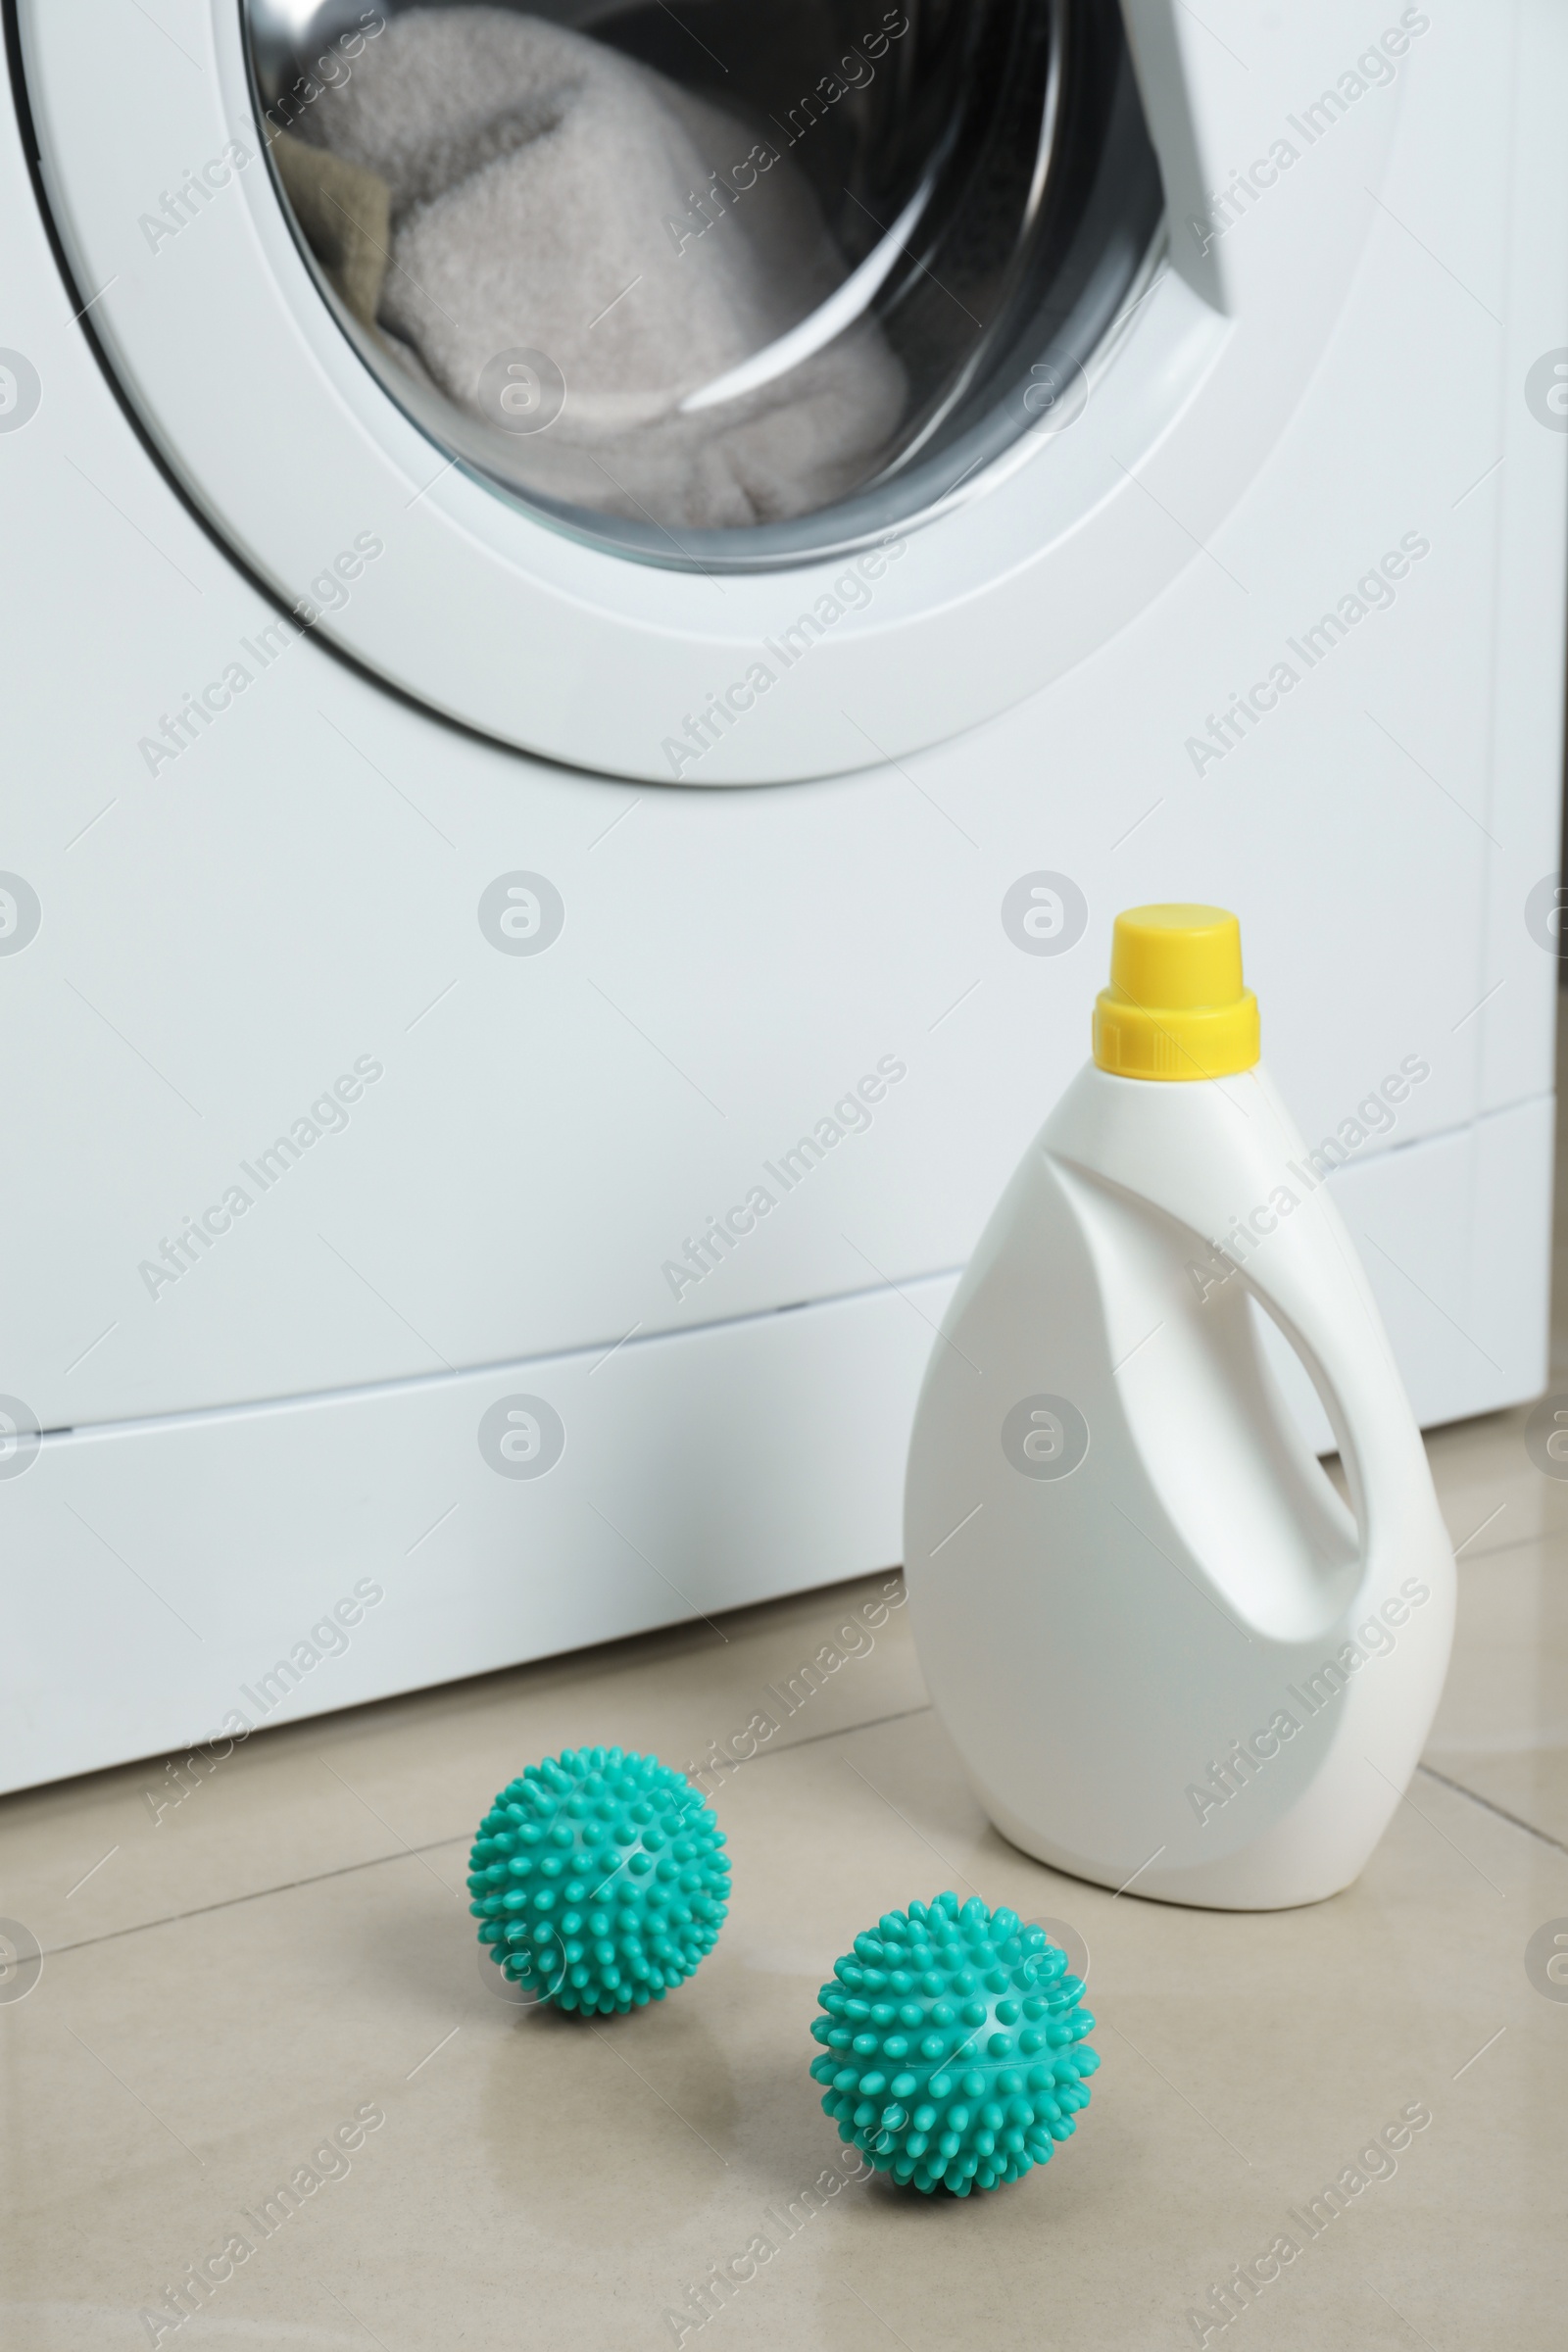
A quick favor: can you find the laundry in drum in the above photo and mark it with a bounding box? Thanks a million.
[256,2,925,528]
[270,133,392,329]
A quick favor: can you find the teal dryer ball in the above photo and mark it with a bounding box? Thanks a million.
[468,1746,730,2016]
[809,1892,1098,2194]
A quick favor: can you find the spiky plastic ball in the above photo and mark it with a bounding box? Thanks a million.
[808,1892,1098,2194]
[467,1746,729,2016]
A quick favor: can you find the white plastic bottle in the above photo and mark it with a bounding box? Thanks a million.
[904,905,1455,1910]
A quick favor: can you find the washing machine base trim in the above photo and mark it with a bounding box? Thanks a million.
[2,1098,1548,1794]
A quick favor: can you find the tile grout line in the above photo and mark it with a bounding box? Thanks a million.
[38,1841,472,1961]
[24,1712,1561,1963]
[743,1701,933,1764]
[1415,1762,1568,1861]
[30,1702,936,1961]
[1445,1525,1567,1567]
[30,1712,1560,1966]
[32,1710,1562,1964]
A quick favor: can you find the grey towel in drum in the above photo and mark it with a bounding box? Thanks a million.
[300,5,906,528]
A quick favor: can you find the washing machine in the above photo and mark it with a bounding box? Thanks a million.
[1,0,1562,1790]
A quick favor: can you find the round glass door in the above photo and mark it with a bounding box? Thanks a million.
[244,0,1161,568]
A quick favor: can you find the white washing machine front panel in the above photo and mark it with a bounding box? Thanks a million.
[1,0,1563,1788]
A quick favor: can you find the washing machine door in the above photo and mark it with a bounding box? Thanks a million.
[243,0,1157,569]
[18,2,1387,782]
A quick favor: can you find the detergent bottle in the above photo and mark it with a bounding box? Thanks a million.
[904,905,1455,1909]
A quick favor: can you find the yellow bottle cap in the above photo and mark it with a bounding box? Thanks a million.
[1093,904,1260,1081]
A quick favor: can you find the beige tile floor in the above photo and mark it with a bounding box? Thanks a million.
[5,1128,1568,2351]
